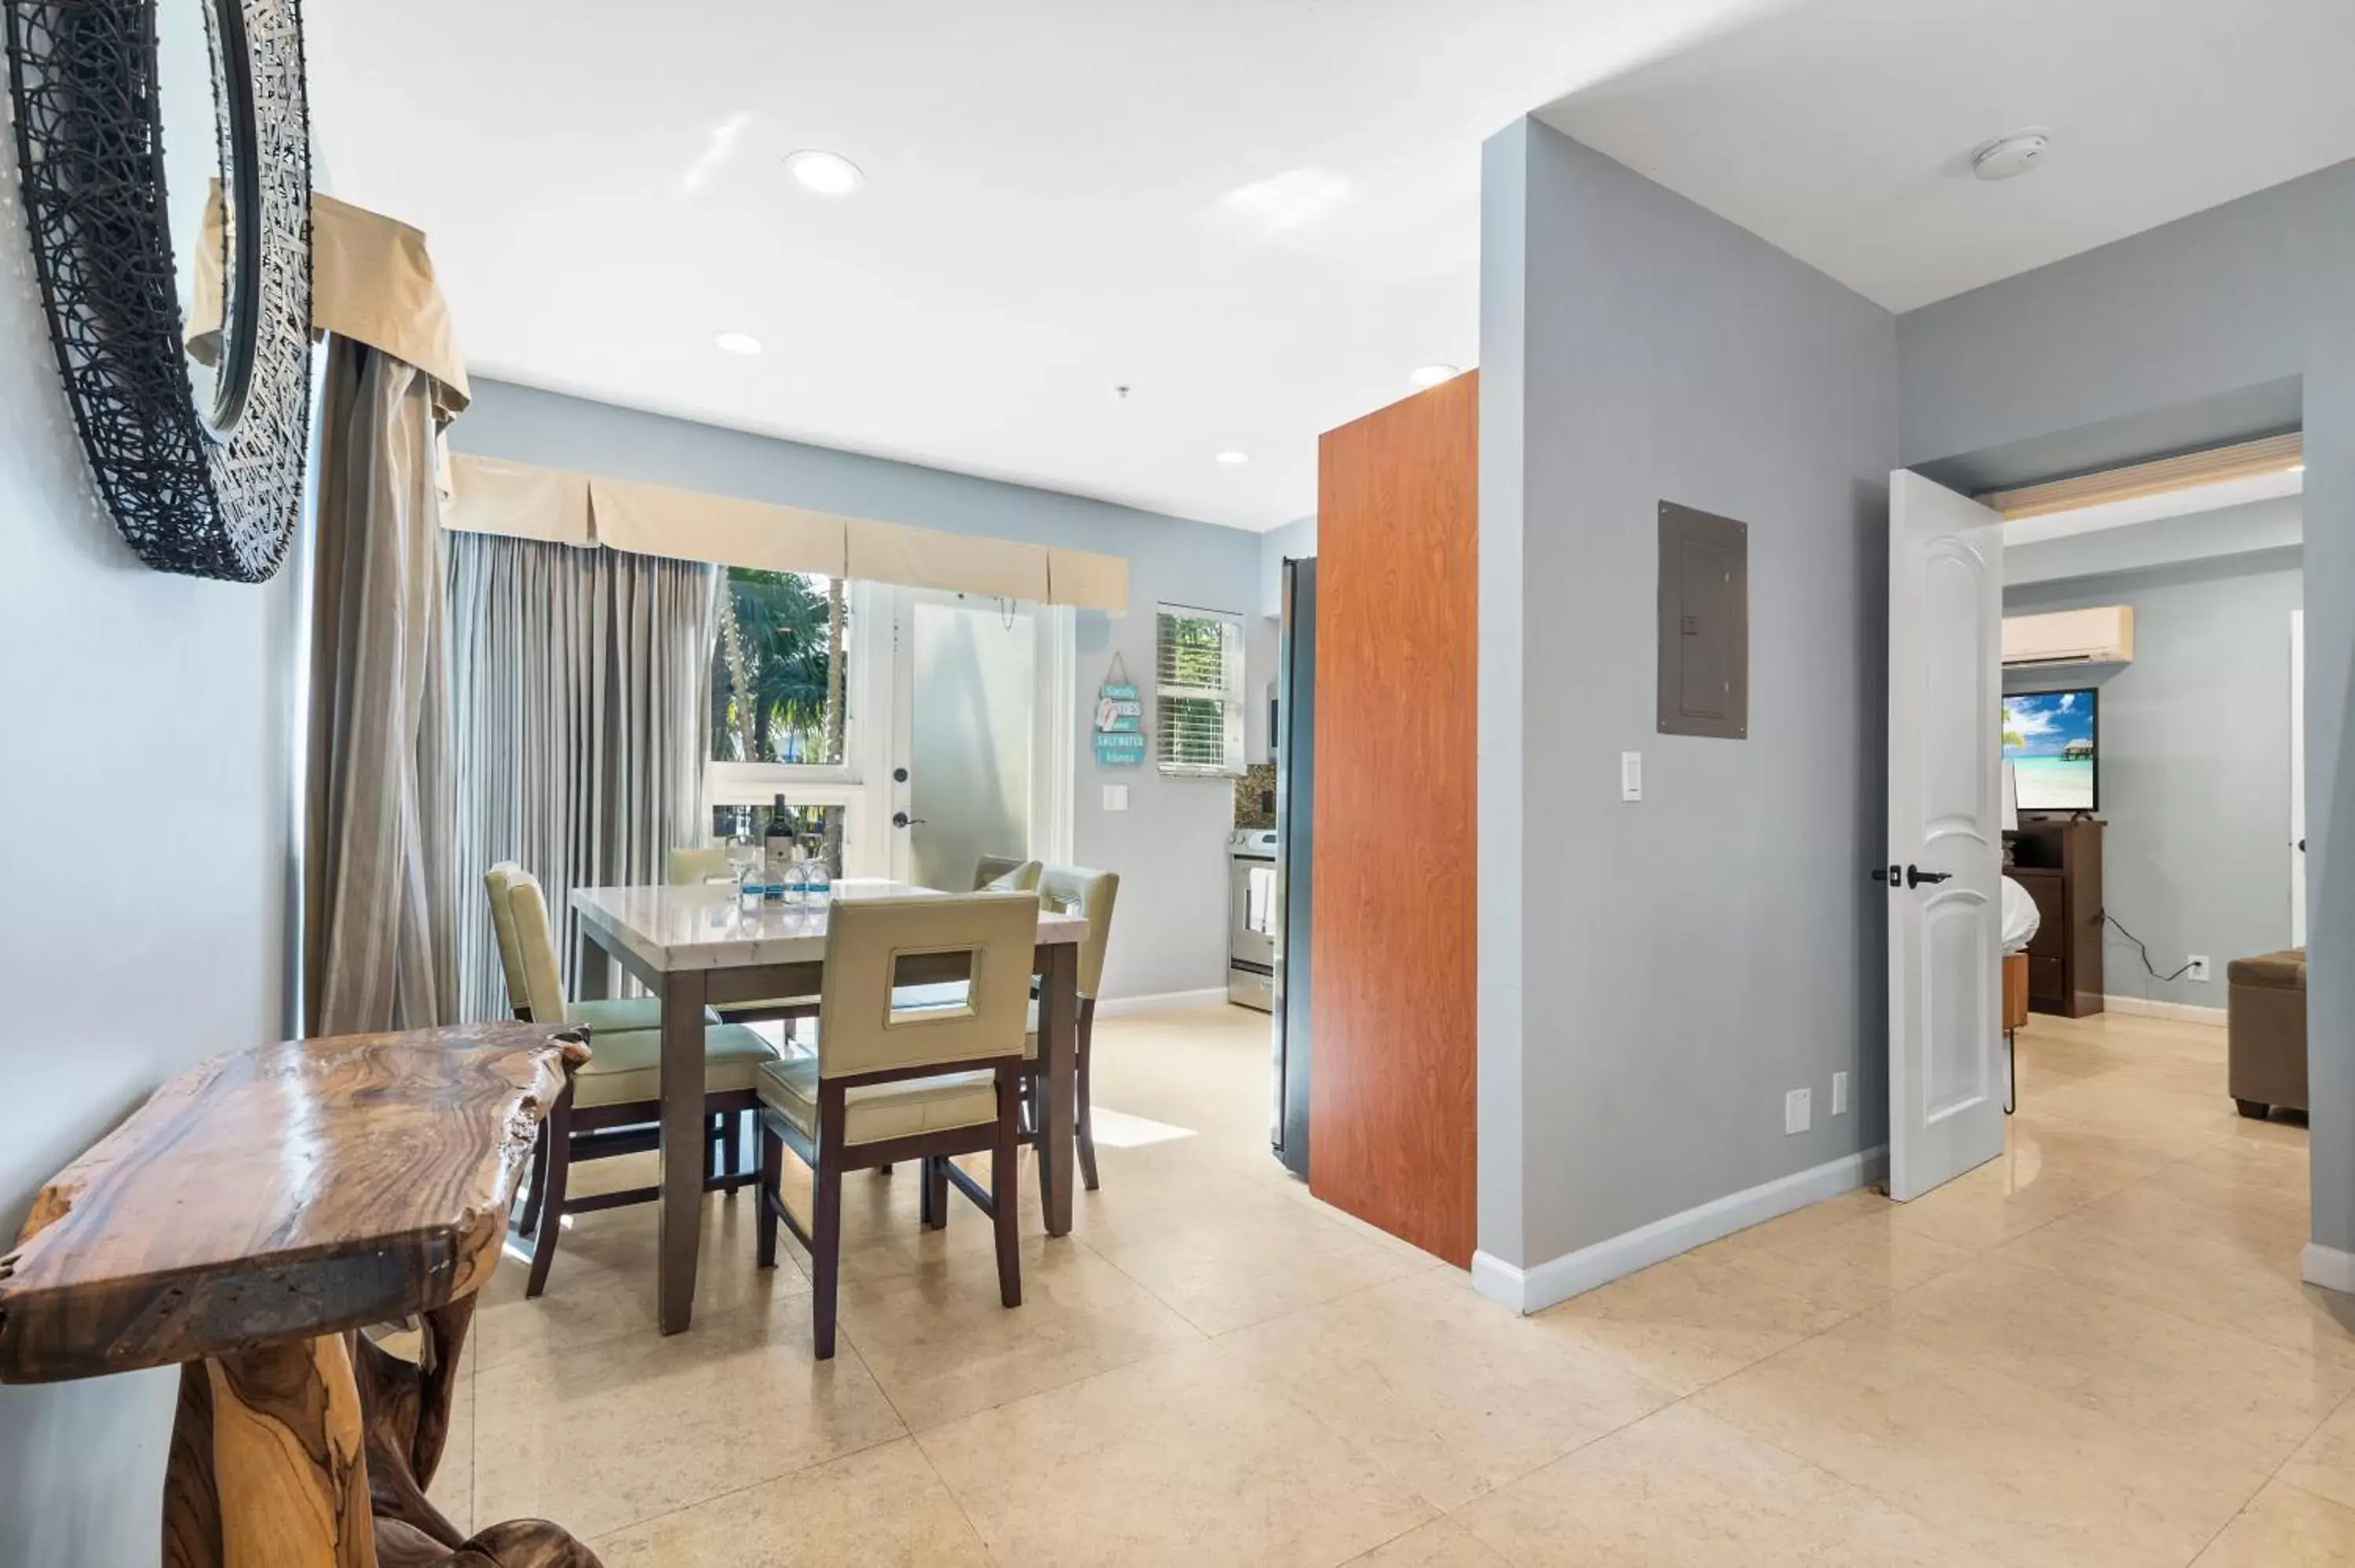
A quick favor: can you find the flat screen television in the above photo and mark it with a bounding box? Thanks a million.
[2002,689,2098,812]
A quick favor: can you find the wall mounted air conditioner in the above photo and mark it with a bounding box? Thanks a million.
[2002,605,2134,669]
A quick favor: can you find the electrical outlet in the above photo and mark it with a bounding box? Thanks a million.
[1831,1071,1849,1116]
[2186,954,2211,983]
[1784,1088,1812,1136]
[1102,784,1130,812]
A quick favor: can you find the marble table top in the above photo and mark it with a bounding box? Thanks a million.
[571,879,1088,973]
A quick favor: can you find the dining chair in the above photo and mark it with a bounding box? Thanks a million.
[1023,864,1120,1194]
[486,862,691,1037]
[503,870,783,1298]
[753,891,1038,1359]
[667,845,734,885]
[973,855,1043,892]
[487,862,732,1244]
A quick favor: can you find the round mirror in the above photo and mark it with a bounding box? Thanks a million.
[157,0,260,436]
[5,0,312,580]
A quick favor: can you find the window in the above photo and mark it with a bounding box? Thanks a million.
[710,568,852,767]
[1156,604,1245,776]
[708,570,860,877]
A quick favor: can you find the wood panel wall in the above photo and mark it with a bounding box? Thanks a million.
[1309,371,1477,1267]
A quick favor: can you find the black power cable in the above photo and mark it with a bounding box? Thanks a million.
[2101,911,2197,983]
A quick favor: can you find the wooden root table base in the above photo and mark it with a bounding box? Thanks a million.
[0,1023,604,1568]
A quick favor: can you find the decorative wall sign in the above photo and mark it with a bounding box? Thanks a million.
[4,0,314,582]
[1094,656,1145,768]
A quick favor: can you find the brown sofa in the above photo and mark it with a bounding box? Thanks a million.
[2227,948,2306,1118]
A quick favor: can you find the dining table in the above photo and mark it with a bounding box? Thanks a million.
[571,878,1090,1334]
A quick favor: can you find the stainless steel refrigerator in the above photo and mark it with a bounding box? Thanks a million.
[1271,556,1315,1177]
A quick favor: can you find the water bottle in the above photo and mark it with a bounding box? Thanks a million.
[801,835,831,904]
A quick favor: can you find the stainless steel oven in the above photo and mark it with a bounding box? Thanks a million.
[1228,829,1277,1010]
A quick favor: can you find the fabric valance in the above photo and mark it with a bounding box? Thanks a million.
[1047,547,1130,614]
[193,190,471,414]
[847,517,1050,601]
[310,195,472,413]
[440,454,1129,611]
[443,455,592,545]
[589,475,849,578]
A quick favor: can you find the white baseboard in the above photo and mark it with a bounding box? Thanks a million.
[2102,994,2228,1026]
[2304,1244,2355,1296]
[1094,987,1234,1019]
[1472,1146,1888,1316]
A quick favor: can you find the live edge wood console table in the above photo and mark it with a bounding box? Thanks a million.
[0,1023,601,1568]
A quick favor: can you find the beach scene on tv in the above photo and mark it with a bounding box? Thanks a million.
[2003,691,2097,811]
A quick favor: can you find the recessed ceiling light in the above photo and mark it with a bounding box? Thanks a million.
[1970,129,2052,182]
[712,330,763,356]
[1410,363,1460,388]
[787,150,864,195]
[1215,450,1251,465]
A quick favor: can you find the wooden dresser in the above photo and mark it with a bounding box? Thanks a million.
[2009,817,2104,1017]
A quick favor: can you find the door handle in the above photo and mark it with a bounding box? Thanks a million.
[891,811,926,829]
[1905,864,1952,888]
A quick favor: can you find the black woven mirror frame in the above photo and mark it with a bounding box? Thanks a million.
[4,0,312,582]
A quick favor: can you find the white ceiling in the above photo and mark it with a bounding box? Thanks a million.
[307,0,1779,533]
[1541,0,2355,313]
[309,1,2355,534]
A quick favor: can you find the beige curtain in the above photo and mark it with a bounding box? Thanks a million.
[445,534,719,1019]
[305,337,456,1035]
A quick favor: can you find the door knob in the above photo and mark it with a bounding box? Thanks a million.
[892,811,926,829]
[1905,864,1952,888]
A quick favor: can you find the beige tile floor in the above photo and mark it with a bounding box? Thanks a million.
[425,1005,2355,1566]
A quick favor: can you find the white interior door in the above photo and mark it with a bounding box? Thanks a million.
[1886,470,2006,1203]
[2293,607,2307,947]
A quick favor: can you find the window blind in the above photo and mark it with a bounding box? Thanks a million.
[1156,605,1245,776]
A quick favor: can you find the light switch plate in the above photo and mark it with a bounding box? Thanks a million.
[1784,1088,1812,1136]
[1620,751,1642,802]
[1831,1071,1849,1116]
[1102,784,1130,811]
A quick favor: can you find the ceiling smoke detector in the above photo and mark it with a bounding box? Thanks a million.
[1970,129,2052,182]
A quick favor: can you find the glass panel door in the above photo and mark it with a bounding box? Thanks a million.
[893,591,1038,890]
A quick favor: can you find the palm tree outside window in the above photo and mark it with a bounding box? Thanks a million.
[710,568,852,870]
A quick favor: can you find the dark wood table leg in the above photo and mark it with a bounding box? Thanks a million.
[575,924,612,1002]
[657,969,710,1333]
[1039,942,1078,1237]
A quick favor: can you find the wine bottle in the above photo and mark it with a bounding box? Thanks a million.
[763,794,795,898]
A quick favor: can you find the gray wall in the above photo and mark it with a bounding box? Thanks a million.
[0,151,296,1565]
[1477,120,1532,1265]
[2006,552,2305,1009]
[1479,118,1899,1271]
[1897,159,2355,1262]
[451,381,1263,1001]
